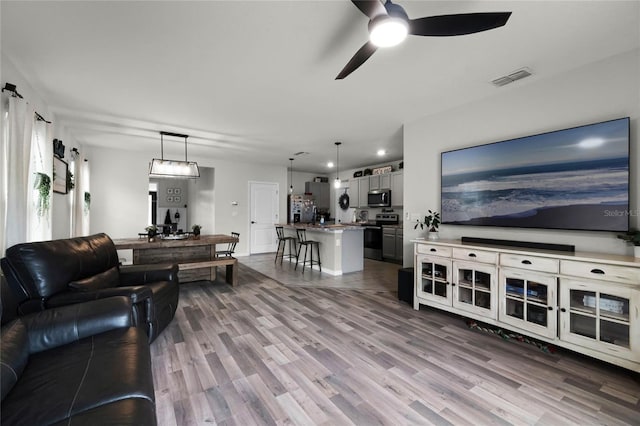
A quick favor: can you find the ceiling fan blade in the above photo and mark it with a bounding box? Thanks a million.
[335,41,378,80]
[351,0,387,19]
[409,12,512,36]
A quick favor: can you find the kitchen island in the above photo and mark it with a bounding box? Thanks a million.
[281,224,364,275]
[113,234,238,284]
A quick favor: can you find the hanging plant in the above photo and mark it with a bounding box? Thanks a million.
[66,170,75,191]
[34,172,51,217]
[84,191,91,213]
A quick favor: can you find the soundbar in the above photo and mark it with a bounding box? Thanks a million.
[461,237,575,253]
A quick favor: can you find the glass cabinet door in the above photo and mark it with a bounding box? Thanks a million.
[452,261,497,319]
[560,279,638,361]
[498,268,557,339]
[416,255,452,307]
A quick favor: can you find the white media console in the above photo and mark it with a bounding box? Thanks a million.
[413,239,640,371]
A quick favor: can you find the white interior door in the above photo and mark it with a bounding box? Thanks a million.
[249,182,279,254]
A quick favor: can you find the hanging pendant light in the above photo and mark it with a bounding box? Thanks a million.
[149,131,200,178]
[334,141,342,189]
[289,158,294,194]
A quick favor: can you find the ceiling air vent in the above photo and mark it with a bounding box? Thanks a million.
[491,67,532,87]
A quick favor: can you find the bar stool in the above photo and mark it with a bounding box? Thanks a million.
[295,228,321,273]
[275,226,297,264]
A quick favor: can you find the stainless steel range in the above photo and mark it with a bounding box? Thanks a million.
[363,213,399,260]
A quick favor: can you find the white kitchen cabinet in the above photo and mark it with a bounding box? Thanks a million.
[369,174,380,190]
[348,179,359,210]
[379,173,391,189]
[358,177,369,207]
[390,171,403,206]
[413,239,640,372]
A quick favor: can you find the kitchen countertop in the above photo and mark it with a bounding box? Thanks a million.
[339,222,404,228]
[281,223,363,232]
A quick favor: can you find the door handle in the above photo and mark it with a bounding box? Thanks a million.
[251,221,256,224]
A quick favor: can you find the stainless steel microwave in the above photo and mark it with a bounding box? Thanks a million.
[368,189,391,207]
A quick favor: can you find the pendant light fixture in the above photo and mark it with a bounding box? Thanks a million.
[149,131,200,179]
[334,141,342,189]
[289,157,294,194]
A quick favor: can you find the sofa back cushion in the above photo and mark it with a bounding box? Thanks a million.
[1,319,29,400]
[68,266,120,291]
[0,234,120,299]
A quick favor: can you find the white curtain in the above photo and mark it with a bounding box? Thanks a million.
[0,96,35,255]
[26,118,53,242]
[72,155,90,237]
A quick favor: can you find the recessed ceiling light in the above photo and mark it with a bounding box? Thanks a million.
[327,162,334,168]
[377,149,386,156]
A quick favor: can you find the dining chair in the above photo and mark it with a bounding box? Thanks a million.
[216,232,239,258]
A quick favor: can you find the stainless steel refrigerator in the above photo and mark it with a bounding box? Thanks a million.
[288,194,316,223]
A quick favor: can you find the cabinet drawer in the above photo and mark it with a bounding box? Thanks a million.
[560,260,640,285]
[416,244,452,258]
[500,253,558,273]
[453,248,497,264]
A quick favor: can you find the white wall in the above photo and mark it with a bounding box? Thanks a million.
[85,144,287,256]
[86,146,150,239]
[404,49,640,264]
[188,167,215,234]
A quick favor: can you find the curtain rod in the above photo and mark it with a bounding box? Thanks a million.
[35,112,51,124]
[2,82,23,98]
[3,82,52,123]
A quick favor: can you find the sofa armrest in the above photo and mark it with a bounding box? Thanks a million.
[47,286,155,325]
[23,296,133,353]
[119,263,179,286]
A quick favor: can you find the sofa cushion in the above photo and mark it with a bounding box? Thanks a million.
[0,327,154,425]
[1,233,119,299]
[0,319,29,400]
[144,281,179,341]
[68,266,120,292]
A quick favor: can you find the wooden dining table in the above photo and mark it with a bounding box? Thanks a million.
[113,234,239,283]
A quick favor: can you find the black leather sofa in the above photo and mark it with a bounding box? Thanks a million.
[1,233,179,342]
[1,276,157,425]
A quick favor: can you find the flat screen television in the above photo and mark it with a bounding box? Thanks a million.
[441,117,630,232]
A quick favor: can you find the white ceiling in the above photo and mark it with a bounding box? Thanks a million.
[2,1,638,173]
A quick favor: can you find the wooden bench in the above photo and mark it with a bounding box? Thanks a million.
[179,258,238,286]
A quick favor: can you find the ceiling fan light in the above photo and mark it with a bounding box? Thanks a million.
[369,17,408,47]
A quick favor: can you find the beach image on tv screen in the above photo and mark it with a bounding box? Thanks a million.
[441,118,629,231]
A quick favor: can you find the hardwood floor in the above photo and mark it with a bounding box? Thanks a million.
[151,254,640,425]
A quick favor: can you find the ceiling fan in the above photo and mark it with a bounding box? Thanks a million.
[336,0,512,79]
